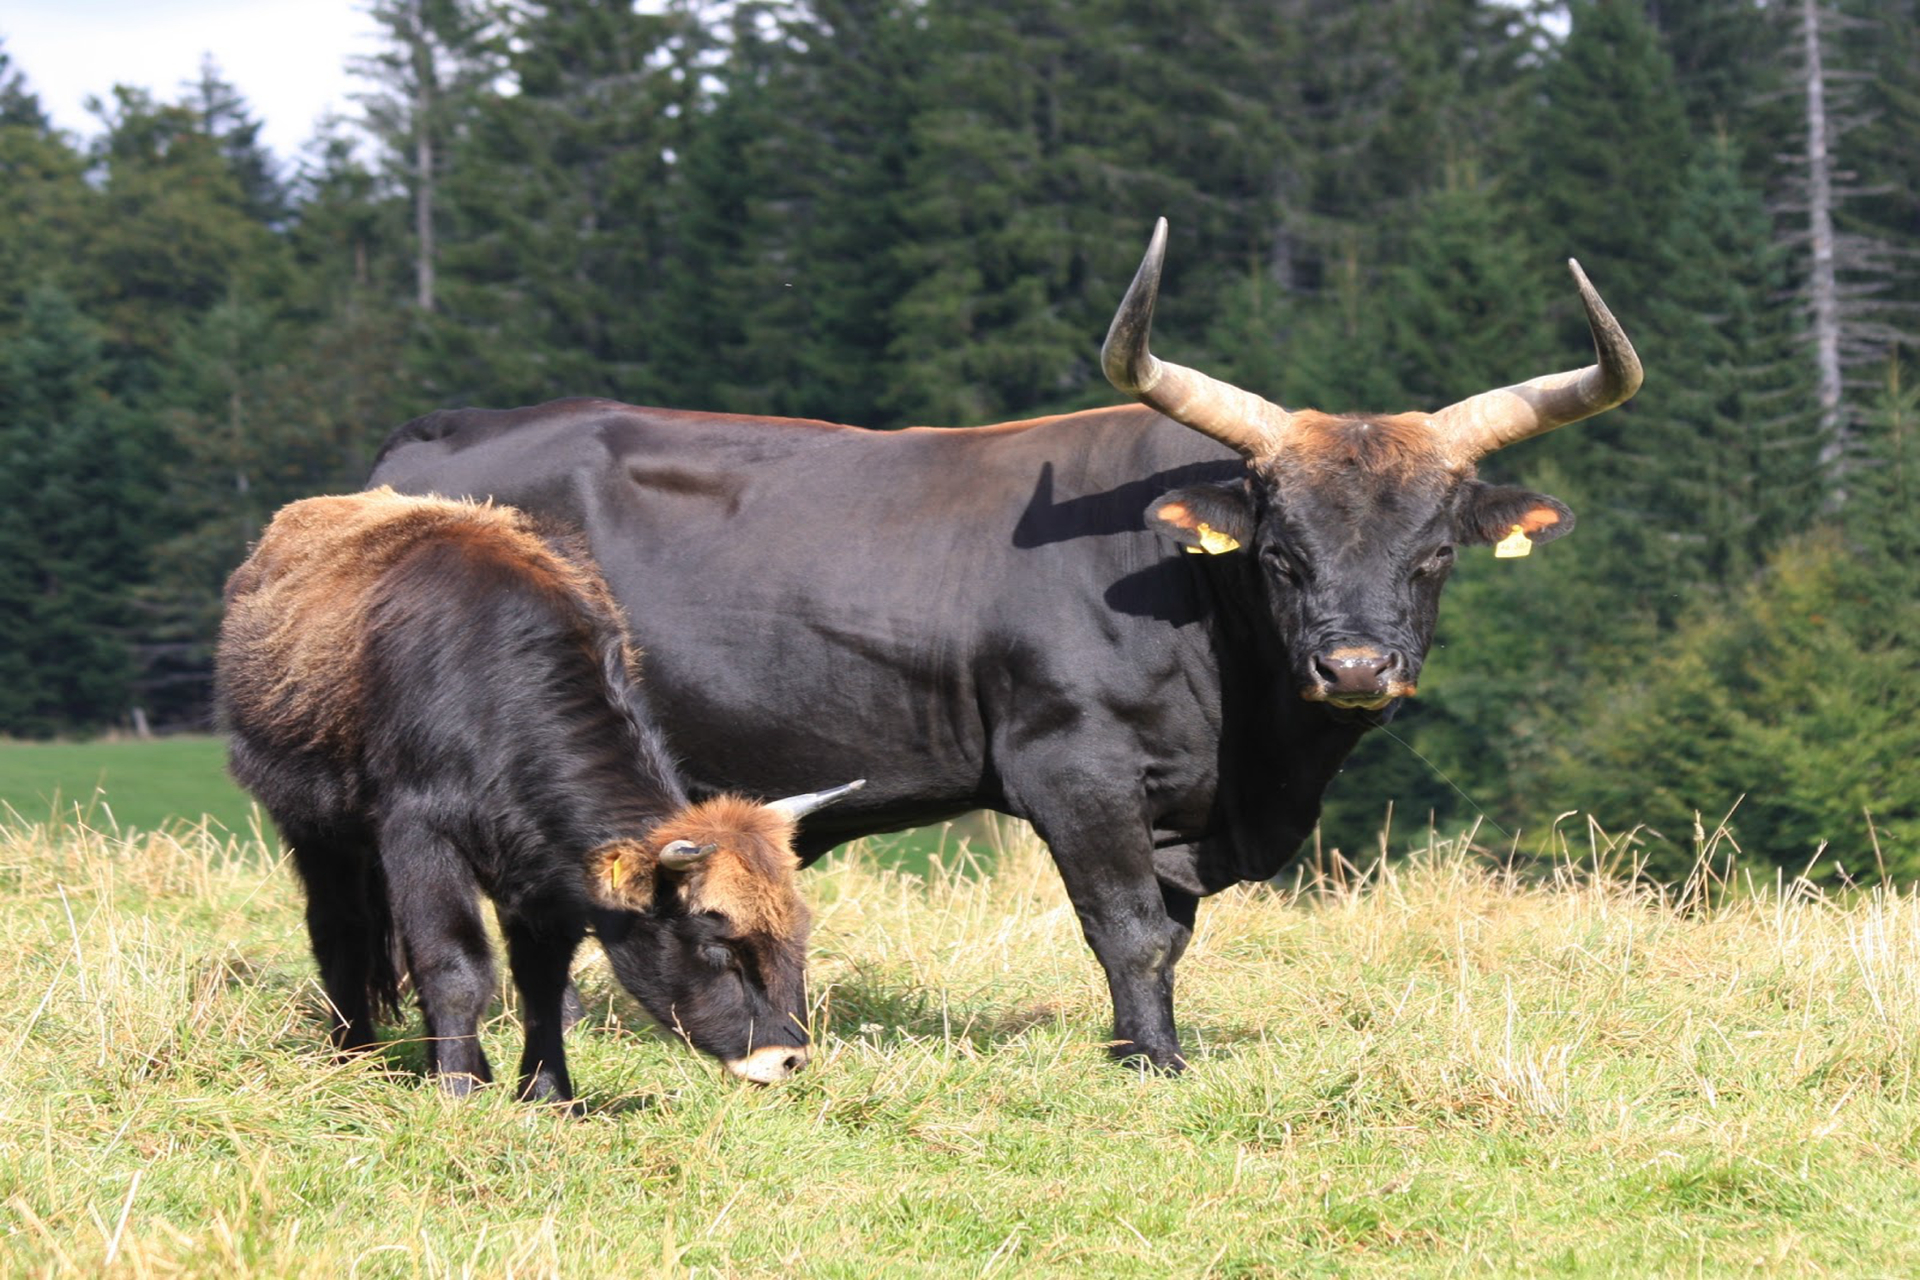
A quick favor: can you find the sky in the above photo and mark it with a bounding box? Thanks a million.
[4,1,382,164]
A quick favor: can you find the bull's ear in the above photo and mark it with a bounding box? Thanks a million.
[1457,483,1575,553]
[1147,482,1254,555]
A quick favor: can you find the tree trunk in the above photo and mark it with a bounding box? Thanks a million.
[412,2,437,313]
[1802,0,1844,499]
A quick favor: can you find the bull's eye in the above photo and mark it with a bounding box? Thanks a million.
[1260,544,1302,584]
[698,943,738,973]
[1414,546,1455,579]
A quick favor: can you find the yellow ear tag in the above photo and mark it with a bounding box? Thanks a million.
[1494,524,1533,559]
[1185,521,1241,555]
[604,856,625,894]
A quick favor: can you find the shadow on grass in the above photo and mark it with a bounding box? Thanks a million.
[813,966,1262,1068]
[293,963,1265,1102]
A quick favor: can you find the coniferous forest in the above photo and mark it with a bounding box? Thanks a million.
[1,0,1916,878]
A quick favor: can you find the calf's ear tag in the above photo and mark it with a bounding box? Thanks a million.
[1184,521,1241,555]
[1494,524,1533,559]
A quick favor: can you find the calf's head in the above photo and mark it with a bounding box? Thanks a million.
[587,781,862,1082]
[1107,219,1641,710]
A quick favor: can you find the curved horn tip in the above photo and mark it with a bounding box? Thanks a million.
[1103,219,1172,395]
[1565,258,1643,397]
[764,778,867,821]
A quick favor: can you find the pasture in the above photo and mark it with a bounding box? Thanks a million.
[0,737,260,838]
[0,736,977,877]
[5,814,1920,1276]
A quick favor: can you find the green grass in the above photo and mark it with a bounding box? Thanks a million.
[0,737,984,876]
[7,815,1920,1276]
[0,736,261,837]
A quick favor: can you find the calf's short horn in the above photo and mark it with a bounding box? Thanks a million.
[658,839,717,871]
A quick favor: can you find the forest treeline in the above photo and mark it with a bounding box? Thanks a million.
[1,0,1916,878]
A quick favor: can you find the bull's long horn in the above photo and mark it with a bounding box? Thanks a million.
[764,779,866,821]
[1102,218,1292,458]
[1428,259,1643,465]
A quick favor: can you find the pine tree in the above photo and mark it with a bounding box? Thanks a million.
[83,87,279,379]
[353,0,498,316]
[0,38,48,129]
[1543,531,1920,881]
[0,289,147,735]
[0,58,90,338]
[1523,0,1691,310]
[1779,0,1918,503]
[1378,177,1555,412]
[421,0,699,404]
[186,57,288,226]
[1635,136,1821,587]
[655,0,935,425]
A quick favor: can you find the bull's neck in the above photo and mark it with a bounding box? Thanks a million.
[1199,557,1375,874]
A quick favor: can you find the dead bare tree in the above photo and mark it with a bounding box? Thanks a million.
[1778,0,1918,506]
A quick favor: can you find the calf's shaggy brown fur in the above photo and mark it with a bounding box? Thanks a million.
[217,489,828,1100]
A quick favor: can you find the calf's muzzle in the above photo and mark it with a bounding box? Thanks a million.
[725,1044,810,1084]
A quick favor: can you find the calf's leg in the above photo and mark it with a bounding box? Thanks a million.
[285,826,389,1053]
[381,817,497,1094]
[500,909,586,1104]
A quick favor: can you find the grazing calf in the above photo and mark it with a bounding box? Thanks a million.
[216,489,858,1100]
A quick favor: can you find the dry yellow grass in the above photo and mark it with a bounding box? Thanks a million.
[5,811,1920,1275]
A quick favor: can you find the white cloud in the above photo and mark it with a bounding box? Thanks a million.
[5,0,383,163]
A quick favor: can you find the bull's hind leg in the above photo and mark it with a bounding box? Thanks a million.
[499,908,587,1105]
[285,826,389,1054]
[380,816,497,1094]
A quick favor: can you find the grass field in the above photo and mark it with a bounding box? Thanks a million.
[0,736,985,876]
[0,737,261,837]
[6,814,1920,1276]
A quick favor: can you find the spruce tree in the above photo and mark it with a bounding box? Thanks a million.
[423,0,698,405]
[0,289,146,735]
[1523,0,1691,309]
[0,61,90,338]
[1636,137,1821,588]
[186,57,288,226]
[83,88,279,380]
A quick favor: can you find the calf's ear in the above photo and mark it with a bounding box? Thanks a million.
[1457,483,1575,550]
[587,840,656,910]
[1147,482,1255,555]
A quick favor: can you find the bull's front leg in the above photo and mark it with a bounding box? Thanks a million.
[1014,780,1191,1072]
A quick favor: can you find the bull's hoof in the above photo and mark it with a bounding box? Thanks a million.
[1109,1041,1188,1075]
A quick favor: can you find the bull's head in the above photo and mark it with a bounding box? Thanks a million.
[586,780,863,1082]
[1106,219,1641,711]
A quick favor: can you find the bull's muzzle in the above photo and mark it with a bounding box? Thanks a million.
[1304,645,1417,709]
[724,1045,810,1084]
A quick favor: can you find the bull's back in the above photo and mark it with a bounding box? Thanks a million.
[368,400,1235,834]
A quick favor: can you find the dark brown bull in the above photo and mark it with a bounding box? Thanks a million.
[368,220,1642,1071]
[216,490,859,1100]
